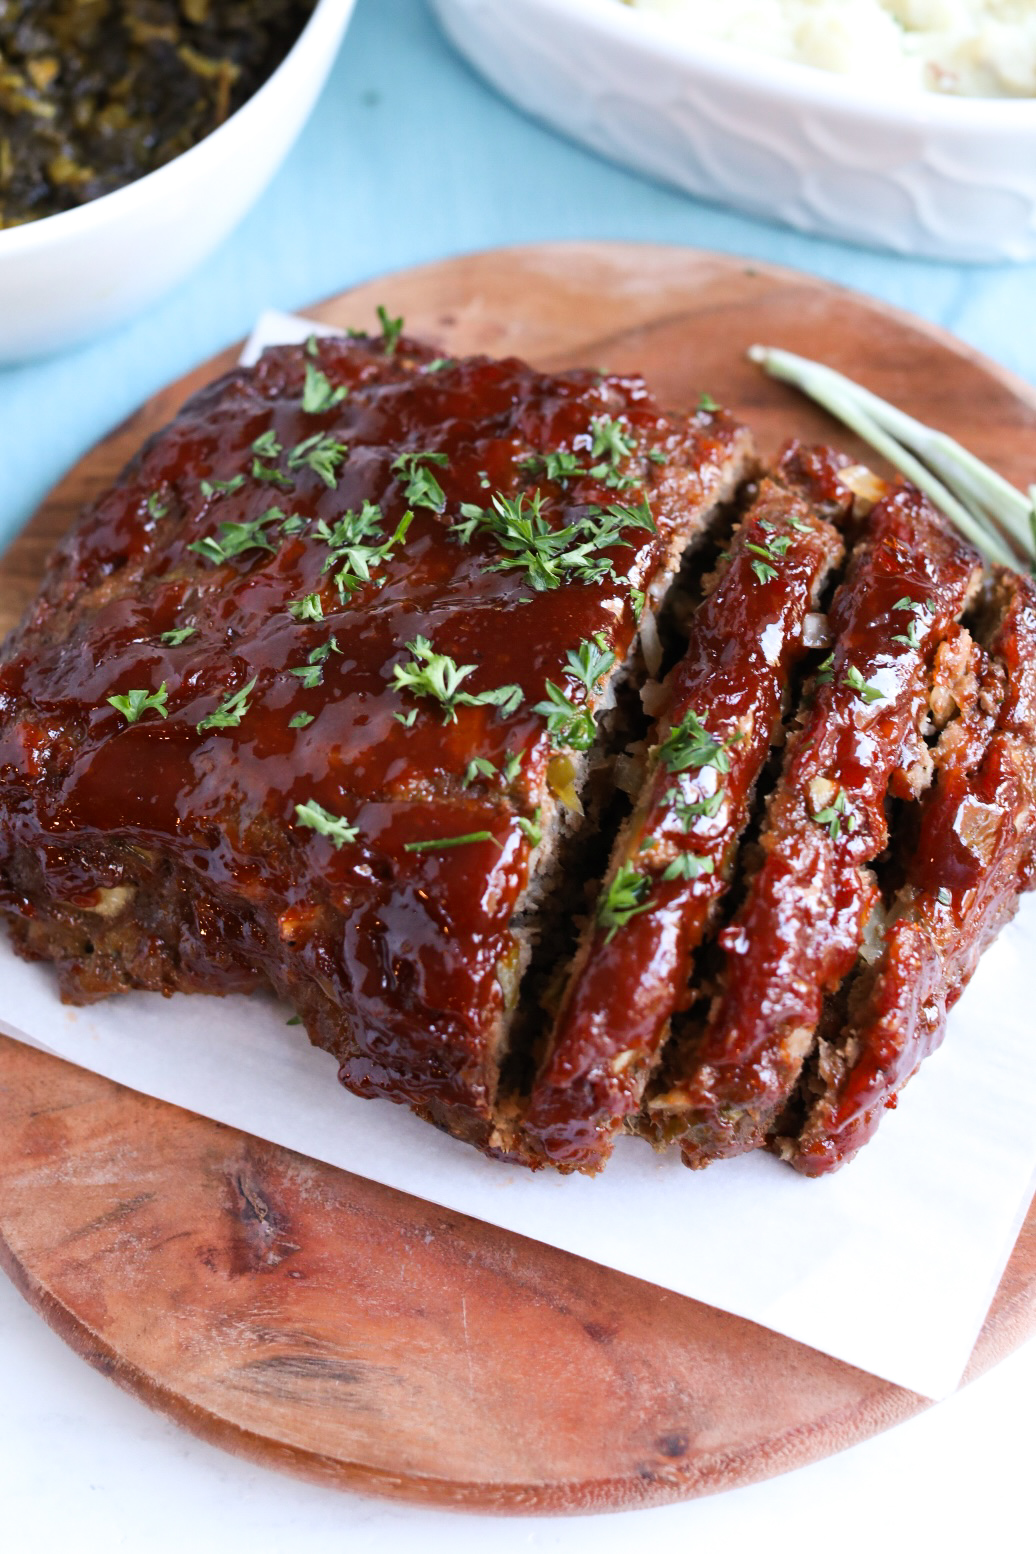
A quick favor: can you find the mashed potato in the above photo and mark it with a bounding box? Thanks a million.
[623,0,1036,96]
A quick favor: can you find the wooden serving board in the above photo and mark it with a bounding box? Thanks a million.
[1,243,1034,1515]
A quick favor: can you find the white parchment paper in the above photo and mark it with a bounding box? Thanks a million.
[2,309,1034,1402]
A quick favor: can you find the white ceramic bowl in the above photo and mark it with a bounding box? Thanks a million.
[432,0,1036,263]
[0,0,356,364]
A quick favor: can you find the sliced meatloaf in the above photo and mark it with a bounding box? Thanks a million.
[782,568,1036,1174]
[0,328,753,1155]
[643,484,982,1168]
[517,453,848,1172]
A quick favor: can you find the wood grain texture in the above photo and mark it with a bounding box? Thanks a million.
[0,243,1033,1514]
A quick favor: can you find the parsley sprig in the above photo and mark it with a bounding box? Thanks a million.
[564,635,616,696]
[520,415,641,492]
[377,304,404,355]
[891,596,934,649]
[597,863,652,941]
[302,360,347,415]
[391,637,522,724]
[453,491,654,592]
[657,709,742,775]
[745,524,792,585]
[670,784,725,830]
[662,852,715,883]
[532,681,596,751]
[843,663,885,703]
[189,505,292,566]
[392,450,449,513]
[295,800,359,850]
[197,675,257,732]
[532,634,613,751]
[108,684,169,724]
[810,786,857,841]
[462,750,524,788]
[289,593,325,623]
[291,635,341,690]
[314,502,413,601]
[287,432,348,489]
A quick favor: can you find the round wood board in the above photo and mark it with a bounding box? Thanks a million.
[1,243,1034,1516]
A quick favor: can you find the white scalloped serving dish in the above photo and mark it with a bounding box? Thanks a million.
[0,0,356,363]
[431,0,1036,263]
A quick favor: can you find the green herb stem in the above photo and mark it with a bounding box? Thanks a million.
[748,345,1021,569]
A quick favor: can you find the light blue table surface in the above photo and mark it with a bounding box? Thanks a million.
[2,0,1035,555]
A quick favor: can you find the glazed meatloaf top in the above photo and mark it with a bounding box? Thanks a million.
[0,325,753,1154]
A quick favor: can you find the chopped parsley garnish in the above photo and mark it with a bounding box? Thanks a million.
[302,359,348,414]
[200,473,246,499]
[647,447,668,466]
[188,507,286,565]
[811,787,856,841]
[392,449,449,513]
[290,711,315,729]
[658,709,741,775]
[377,304,404,355]
[108,684,169,724]
[564,635,616,697]
[517,808,542,847]
[523,419,639,492]
[452,491,654,592]
[662,852,715,883]
[289,593,325,622]
[519,448,584,485]
[250,429,291,488]
[697,392,720,412]
[590,415,636,465]
[843,663,885,703]
[290,635,341,690]
[287,432,348,489]
[815,652,835,686]
[463,756,497,787]
[670,785,725,829]
[404,831,497,853]
[597,863,652,941]
[251,429,282,460]
[892,597,933,650]
[937,886,952,906]
[745,524,792,585]
[147,490,169,520]
[893,618,923,650]
[391,636,522,724]
[159,627,196,647]
[197,675,257,732]
[426,357,453,373]
[502,750,524,783]
[314,502,413,601]
[295,800,359,850]
[532,680,596,751]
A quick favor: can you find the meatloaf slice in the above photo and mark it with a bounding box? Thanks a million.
[516,454,847,1172]
[782,568,1036,1174]
[643,484,982,1168]
[0,328,753,1156]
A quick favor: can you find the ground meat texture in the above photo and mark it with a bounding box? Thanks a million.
[647,485,982,1170]
[0,330,753,1158]
[518,464,847,1172]
[784,568,1036,1175]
